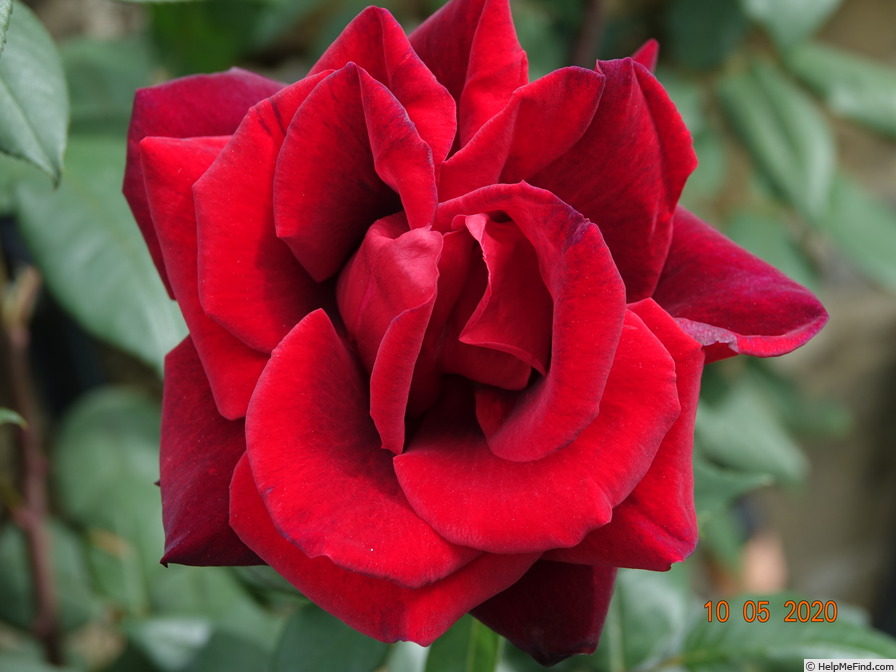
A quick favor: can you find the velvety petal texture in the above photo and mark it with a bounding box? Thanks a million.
[123,0,827,665]
[654,208,828,362]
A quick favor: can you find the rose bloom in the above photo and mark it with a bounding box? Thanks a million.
[124,0,826,664]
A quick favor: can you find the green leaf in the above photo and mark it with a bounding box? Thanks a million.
[0,519,100,631]
[183,629,271,672]
[0,0,11,58]
[816,174,896,291]
[0,653,79,672]
[740,0,841,50]
[664,0,749,71]
[126,617,213,671]
[695,381,808,486]
[589,566,691,672]
[693,457,773,522]
[61,36,156,135]
[0,407,25,427]
[0,1,68,183]
[273,604,389,672]
[676,593,896,670]
[787,42,896,138]
[385,642,429,672]
[52,387,165,614]
[15,135,186,374]
[717,60,835,222]
[426,615,501,672]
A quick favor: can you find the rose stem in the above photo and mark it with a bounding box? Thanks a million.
[3,265,64,666]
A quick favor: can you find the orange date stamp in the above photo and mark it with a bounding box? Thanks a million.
[704,599,839,623]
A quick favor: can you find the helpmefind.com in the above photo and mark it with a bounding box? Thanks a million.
[805,662,896,671]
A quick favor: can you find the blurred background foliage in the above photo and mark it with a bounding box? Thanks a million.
[1,0,896,670]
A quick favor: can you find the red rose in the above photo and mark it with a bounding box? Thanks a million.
[123,0,827,664]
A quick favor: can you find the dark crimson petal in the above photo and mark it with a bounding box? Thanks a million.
[436,184,626,462]
[140,135,267,419]
[653,207,829,363]
[547,299,704,570]
[439,66,604,201]
[274,64,438,281]
[160,338,260,566]
[245,309,479,588]
[410,0,528,147]
[230,455,539,645]
[337,214,442,453]
[395,310,679,554]
[194,75,330,354]
[471,560,617,666]
[309,6,456,163]
[124,68,283,296]
[631,39,659,72]
[530,58,696,301]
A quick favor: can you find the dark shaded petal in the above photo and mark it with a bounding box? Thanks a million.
[471,560,617,667]
[160,338,260,566]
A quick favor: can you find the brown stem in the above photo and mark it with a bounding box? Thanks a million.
[569,0,604,67]
[4,267,63,666]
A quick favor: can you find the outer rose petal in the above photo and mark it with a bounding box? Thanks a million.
[160,338,259,566]
[472,561,617,666]
[124,68,283,296]
[140,135,268,420]
[548,299,704,570]
[631,39,660,72]
[274,64,438,281]
[309,6,456,163]
[436,184,627,462]
[410,0,528,147]
[394,310,680,554]
[195,74,330,355]
[530,58,696,301]
[245,310,479,589]
[438,66,604,201]
[653,207,829,362]
[230,455,539,645]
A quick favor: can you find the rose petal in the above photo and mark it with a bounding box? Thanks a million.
[530,57,696,301]
[471,560,617,666]
[160,338,260,566]
[337,214,442,453]
[410,0,528,147]
[230,455,538,645]
[653,207,829,362]
[140,135,268,419]
[631,39,660,72]
[436,184,626,462]
[124,68,283,296]
[245,309,479,589]
[547,298,704,570]
[439,66,604,201]
[274,64,438,281]
[309,6,456,163]
[194,75,330,354]
[394,309,679,554]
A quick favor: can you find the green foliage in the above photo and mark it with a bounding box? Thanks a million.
[0,1,68,184]
[273,605,390,672]
[787,41,896,138]
[426,615,502,672]
[0,0,11,57]
[739,0,842,50]
[0,407,25,427]
[664,0,748,71]
[14,135,186,374]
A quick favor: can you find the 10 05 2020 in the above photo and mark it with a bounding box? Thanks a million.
[704,599,839,623]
